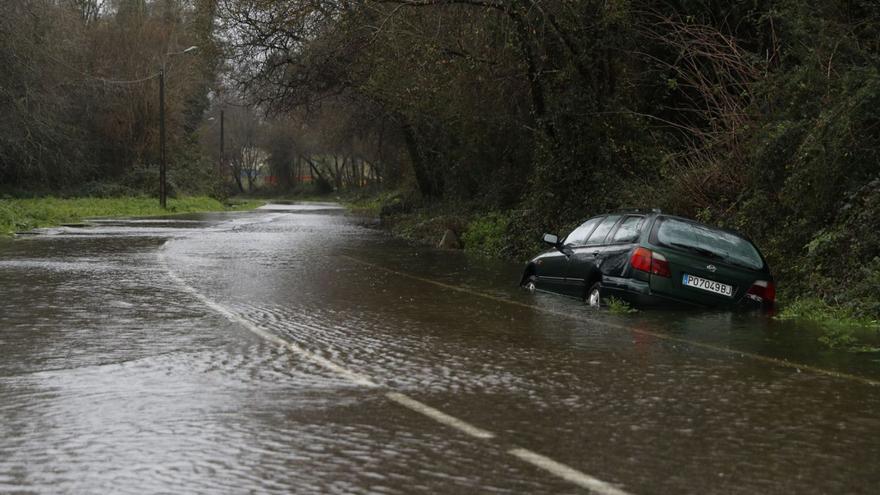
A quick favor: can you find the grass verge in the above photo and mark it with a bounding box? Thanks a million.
[0,196,263,236]
[776,298,880,352]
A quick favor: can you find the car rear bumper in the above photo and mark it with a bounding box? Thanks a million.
[610,278,768,310]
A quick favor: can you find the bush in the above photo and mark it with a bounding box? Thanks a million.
[607,297,638,314]
[462,212,511,258]
[73,181,138,198]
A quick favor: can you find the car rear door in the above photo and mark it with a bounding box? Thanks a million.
[595,215,646,298]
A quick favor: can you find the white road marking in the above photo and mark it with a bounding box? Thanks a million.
[158,247,631,493]
[385,392,495,440]
[509,448,633,495]
[159,252,377,387]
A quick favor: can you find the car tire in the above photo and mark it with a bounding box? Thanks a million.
[586,281,602,308]
[524,275,537,293]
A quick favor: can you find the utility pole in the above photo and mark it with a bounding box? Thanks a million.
[157,46,197,209]
[220,109,225,174]
[159,67,166,209]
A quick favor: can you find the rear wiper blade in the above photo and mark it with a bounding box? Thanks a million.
[668,242,723,259]
[722,258,759,270]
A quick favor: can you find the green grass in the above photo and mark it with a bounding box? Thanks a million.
[462,212,511,258]
[606,297,638,314]
[776,298,880,352]
[340,190,410,216]
[0,196,263,236]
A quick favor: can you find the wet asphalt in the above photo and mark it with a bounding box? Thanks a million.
[1,203,879,494]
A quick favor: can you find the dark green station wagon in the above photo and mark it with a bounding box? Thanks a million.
[521,210,775,309]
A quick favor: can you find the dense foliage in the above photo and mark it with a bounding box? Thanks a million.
[0,0,219,196]
[215,0,879,316]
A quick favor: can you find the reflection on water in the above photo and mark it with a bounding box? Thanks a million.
[258,202,346,212]
[1,207,879,494]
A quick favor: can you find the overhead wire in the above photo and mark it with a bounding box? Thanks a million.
[42,51,161,86]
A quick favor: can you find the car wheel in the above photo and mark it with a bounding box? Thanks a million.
[524,275,537,293]
[586,281,602,308]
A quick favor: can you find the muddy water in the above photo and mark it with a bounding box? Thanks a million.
[1,204,879,494]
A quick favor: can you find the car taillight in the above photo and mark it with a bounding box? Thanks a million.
[651,251,671,277]
[631,247,652,272]
[630,247,671,278]
[746,280,776,304]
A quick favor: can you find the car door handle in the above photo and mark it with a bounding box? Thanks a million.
[592,251,600,256]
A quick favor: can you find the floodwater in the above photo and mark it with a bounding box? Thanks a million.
[1,204,879,494]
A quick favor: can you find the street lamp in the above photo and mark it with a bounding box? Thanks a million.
[159,45,198,208]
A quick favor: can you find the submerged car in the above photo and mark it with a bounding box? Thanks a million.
[521,210,775,309]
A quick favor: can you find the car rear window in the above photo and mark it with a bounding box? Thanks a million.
[586,215,621,244]
[656,218,764,270]
[609,215,644,243]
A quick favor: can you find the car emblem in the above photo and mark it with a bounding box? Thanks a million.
[706,264,717,272]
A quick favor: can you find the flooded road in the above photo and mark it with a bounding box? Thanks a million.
[2,204,879,494]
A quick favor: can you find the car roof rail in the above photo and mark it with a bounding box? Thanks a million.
[614,207,662,214]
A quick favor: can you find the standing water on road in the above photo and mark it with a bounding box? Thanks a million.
[1,204,879,494]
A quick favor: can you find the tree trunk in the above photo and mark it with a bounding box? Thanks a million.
[507,1,558,143]
[332,156,343,189]
[401,121,436,197]
[230,164,245,193]
[303,155,328,184]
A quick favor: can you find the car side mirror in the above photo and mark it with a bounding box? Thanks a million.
[542,233,559,246]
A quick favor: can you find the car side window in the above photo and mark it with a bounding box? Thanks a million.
[609,215,645,243]
[586,215,621,245]
[564,217,603,246]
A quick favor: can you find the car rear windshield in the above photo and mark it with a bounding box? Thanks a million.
[656,218,764,270]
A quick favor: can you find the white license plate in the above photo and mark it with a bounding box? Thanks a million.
[682,274,733,297]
